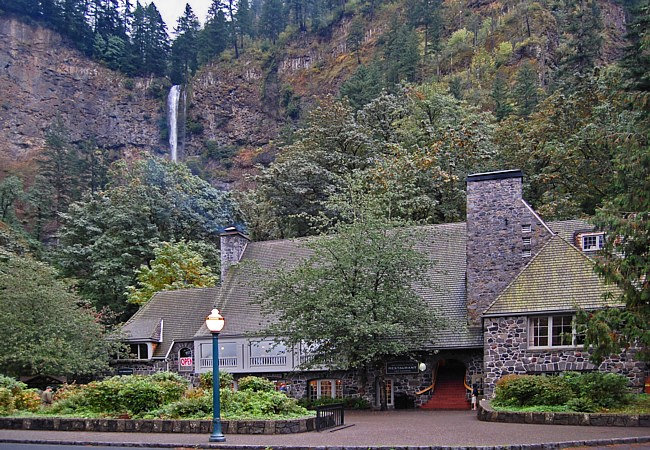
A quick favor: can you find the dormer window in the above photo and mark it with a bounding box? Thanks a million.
[581,233,604,252]
[127,343,150,360]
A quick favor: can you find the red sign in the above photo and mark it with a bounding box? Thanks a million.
[179,357,193,367]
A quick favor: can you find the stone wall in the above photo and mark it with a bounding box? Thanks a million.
[478,400,650,427]
[219,229,249,282]
[0,416,316,434]
[483,315,647,395]
[466,171,553,325]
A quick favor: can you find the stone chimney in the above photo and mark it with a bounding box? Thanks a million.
[466,170,553,326]
[220,226,250,283]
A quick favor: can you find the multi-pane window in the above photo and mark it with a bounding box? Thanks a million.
[529,315,581,348]
[581,233,604,251]
[308,379,343,400]
[128,343,149,359]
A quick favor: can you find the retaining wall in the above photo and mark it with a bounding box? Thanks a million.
[0,416,315,434]
[478,400,650,427]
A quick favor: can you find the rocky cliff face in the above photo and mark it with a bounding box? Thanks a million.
[0,16,161,177]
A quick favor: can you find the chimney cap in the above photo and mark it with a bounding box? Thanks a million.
[467,169,523,183]
[220,225,250,240]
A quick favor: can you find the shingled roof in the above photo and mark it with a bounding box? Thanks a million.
[195,222,482,348]
[121,287,218,358]
[483,235,620,316]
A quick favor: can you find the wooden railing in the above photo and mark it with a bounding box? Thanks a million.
[250,355,287,366]
[200,357,238,368]
[416,361,439,395]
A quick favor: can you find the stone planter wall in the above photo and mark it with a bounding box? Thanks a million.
[0,416,315,434]
[477,400,650,427]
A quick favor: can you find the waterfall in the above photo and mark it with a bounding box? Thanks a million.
[167,85,181,162]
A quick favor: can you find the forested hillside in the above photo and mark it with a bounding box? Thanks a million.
[0,0,648,326]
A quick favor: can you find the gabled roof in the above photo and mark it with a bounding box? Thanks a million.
[121,287,218,358]
[196,222,484,348]
[484,235,620,316]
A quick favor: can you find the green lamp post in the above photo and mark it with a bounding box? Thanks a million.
[206,308,226,442]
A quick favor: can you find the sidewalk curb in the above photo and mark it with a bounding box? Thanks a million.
[1,436,650,449]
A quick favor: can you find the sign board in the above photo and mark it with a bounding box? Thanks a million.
[179,357,193,367]
[117,368,134,376]
[386,361,418,375]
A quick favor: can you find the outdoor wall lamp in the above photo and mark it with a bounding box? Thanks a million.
[206,308,226,442]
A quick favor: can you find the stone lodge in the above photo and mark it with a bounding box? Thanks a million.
[115,169,648,409]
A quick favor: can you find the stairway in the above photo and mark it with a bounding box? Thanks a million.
[420,366,470,410]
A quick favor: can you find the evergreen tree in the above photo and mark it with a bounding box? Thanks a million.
[621,0,650,93]
[557,0,603,81]
[260,0,285,43]
[383,21,420,85]
[406,0,441,55]
[142,2,169,76]
[236,0,253,50]
[198,0,229,64]
[347,16,365,64]
[513,61,539,117]
[170,3,201,83]
[340,63,383,110]
[492,72,513,121]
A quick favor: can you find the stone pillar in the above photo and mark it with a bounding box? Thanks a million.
[220,227,250,282]
[466,170,552,326]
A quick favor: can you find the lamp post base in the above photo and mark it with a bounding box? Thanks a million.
[209,434,226,442]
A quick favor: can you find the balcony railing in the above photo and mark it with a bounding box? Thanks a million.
[200,357,238,368]
[250,355,287,366]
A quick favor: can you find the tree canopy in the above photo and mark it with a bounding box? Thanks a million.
[0,250,117,377]
[126,240,218,306]
[257,187,439,408]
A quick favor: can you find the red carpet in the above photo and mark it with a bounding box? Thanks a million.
[420,368,470,410]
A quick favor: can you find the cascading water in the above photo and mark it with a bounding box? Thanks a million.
[167,85,181,162]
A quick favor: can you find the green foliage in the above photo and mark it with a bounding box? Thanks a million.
[258,185,439,374]
[0,251,117,377]
[493,375,572,407]
[199,370,234,390]
[238,376,275,392]
[493,372,630,411]
[50,375,187,417]
[0,376,41,415]
[55,157,234,317]
[221,389,309,419]
[126,240,217,306]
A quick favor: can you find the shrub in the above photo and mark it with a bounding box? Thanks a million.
[494,375,572,407]
[563,372,629,409]
[0,375,27,394]
[199,371,234,390]
[0,387,15,414]
[221,389,308,418]
[298,395,370,410]
[150,394,213,419]
[14,389,41,412]
[237,376,275,393]
[566,397,598,413]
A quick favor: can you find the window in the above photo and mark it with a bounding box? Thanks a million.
[250,340,287,366]
[308,379,344,400]
[522,224,532,233]
[522,249,532,257]
[522,237,531,245]
[581,233,604,251]
[200,342,238,368]
[529,315,582,348]
[128,343,149,359]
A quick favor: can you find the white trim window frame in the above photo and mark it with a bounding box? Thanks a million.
[581,233,604,252]
[528,315,583,349]
[308,379,344,400]
[125,342,150,360]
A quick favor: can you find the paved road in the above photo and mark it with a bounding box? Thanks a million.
[1,410,649,448]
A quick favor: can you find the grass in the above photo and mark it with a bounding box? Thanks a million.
[491,394,650,414]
